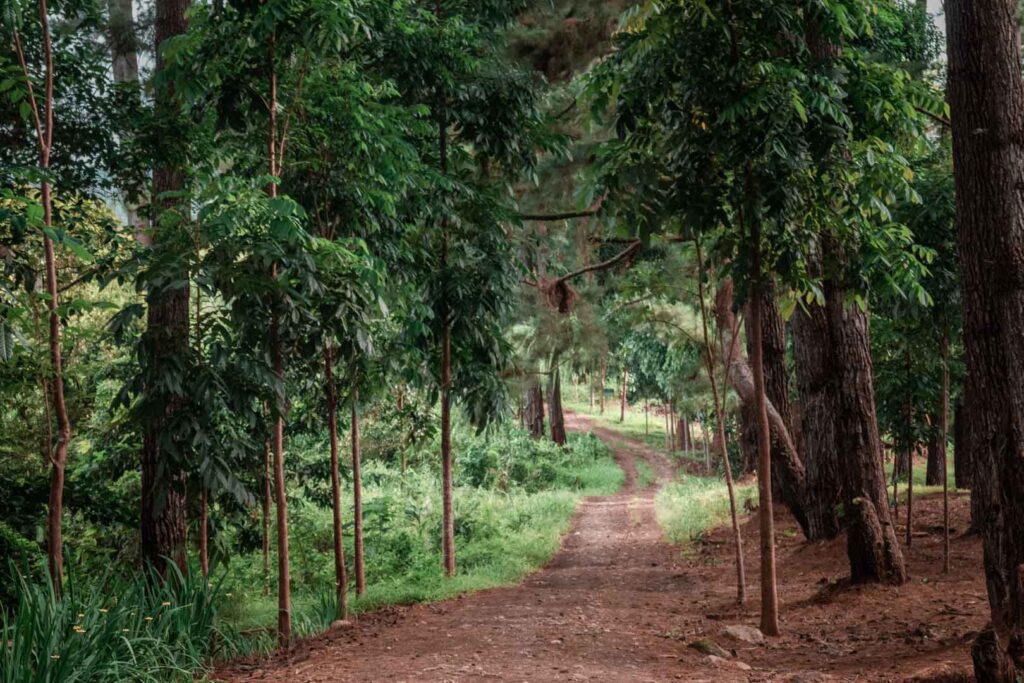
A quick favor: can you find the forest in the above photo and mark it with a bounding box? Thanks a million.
[1,0,1022,680]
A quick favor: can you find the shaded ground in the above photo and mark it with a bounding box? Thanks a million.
[217,414,986,682]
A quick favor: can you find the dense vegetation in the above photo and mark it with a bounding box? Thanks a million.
[4,0,1024,679]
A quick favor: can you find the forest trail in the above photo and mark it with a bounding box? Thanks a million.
[218,412,740,682]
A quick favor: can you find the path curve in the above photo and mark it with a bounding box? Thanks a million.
[219,413,738,682]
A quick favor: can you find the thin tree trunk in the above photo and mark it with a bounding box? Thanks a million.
[905,349,914,547]
[262,441,271,597]
[645,402,649,435]
[695,237,746,604]
[267,33,291,645]
[946,2,1024,675]
[351,390,365,594]
[549,363,566,446]
[940,327,950,574]
[140,0,190,581]
[435,0,455,576]
[325,345,348,619]
[749,218,780,637]
[599,359,606,415]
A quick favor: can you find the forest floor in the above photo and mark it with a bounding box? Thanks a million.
[216,414,986,682]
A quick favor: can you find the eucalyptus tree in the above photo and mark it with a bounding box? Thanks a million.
[945,2,1024,677]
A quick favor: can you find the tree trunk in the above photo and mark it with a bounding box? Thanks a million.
[694,237,747,604]
[262,441,271,597]
[739,403,758,474]
[823,258,906,585]
[599,359,606,414]
[716,279,809,536]
[267,36,291,645]
[940,327,950,574]
[791,305,842,541]
[746,286,811,535]
[441,318,455,576]
[926,416,944,486]
[524,378,545,438]
[947,1,1024,675]
[549,364,566,446]
[325,346,348,619]
[748,222,780,637]
[351,390,366,594]
[140,0,190,581]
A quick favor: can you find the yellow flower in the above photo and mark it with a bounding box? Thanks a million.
[50,655,60,660]
[77,613,84,619]
[161,601,171,607]
[98,608,108,614]
[144,616,153,622]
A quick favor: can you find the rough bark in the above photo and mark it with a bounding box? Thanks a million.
[548,364,566,446]
[140,0,190,580]
[325,346,348,618]
[524,378,545,438]
[823,266,906,584]
[791,305,842,541]
[351,391,365,595]
[947,1,1024,676]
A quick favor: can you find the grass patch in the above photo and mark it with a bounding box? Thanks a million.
[655,474,756,548]
[635,460,655,489]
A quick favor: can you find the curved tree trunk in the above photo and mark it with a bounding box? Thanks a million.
[946,2,1024,676]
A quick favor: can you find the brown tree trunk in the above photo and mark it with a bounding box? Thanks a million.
[440,318,455,576]
[946,2,1024,675]
[739,403,758,474]
[549,364,566,446]
[325,346,348,618]
[716,280,809,537]
[746,287,811,535]
[823,257,906,585]
[267,35,291,645]
[140,0,190,581]
[748,222,780,637]
[791,306,841,541]
[940,328,950,574]
[599,359,606,414]
[926,417,944,486]
[262,441,271,597]
[524,378,544,438]
[351,391,365,595]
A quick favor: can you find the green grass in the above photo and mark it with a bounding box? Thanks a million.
[221,429,624,637]
[635,460,655,488]
[654,474,756,547]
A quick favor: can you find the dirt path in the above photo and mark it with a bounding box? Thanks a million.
[219,413,741,682]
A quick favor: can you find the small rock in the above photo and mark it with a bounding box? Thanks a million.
[788,673,831,683]
[722,624,766,645]
[688,639,731,658]
[329,619,353,630]
[707,655,752,671]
